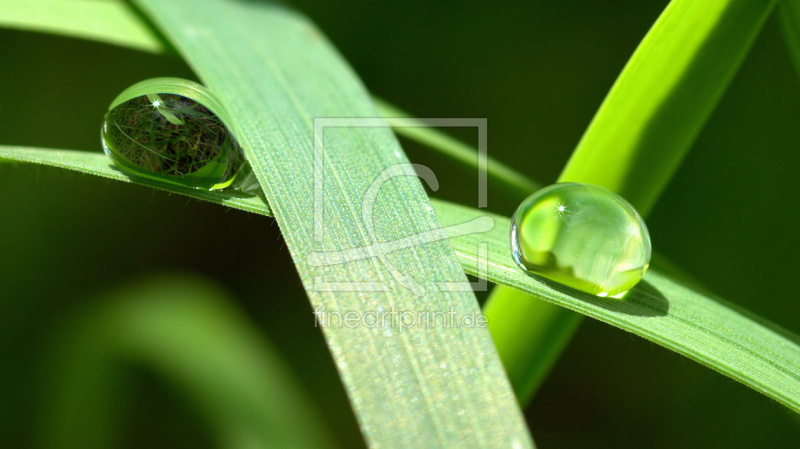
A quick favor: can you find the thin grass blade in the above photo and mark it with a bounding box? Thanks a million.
[5,145,800,414]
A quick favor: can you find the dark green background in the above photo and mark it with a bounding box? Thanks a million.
[1,0,799,447]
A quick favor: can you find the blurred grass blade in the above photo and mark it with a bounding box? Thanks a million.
[778,0,800,79]
[6,146,800,414]
[374,98,540,195]
[39,275,335,449]
[128,1,533,447]
[0,0,169,53]
[484,0,778,404]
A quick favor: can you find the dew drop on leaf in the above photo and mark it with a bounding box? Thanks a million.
[102,80,247,191]
[510,182,651,297]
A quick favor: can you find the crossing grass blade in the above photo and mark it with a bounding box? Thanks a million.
[4,145,800,414]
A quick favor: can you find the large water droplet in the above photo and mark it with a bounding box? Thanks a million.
[510,182,651,297]
[102,79,247,191]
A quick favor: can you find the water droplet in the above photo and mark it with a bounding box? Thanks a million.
[102,78,247,191]
[510,183,651,297]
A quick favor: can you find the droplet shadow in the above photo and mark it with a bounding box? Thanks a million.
[535,276,670,317]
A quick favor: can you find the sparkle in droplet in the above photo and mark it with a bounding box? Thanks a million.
[510,182,651,297]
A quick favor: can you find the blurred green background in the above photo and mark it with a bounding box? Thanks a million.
[1,0,799,447]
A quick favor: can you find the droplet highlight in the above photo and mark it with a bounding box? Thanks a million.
[510,182,651,297]
[102,78,246,190]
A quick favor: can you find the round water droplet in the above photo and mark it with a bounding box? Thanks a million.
[102,78,247,190]
[510,182,651,297]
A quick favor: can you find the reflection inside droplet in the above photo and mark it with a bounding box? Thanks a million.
[102,91,247,191]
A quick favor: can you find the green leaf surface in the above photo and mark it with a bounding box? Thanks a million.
[39,275,335,449]
[129,1,533,448]
[4,145,800,414]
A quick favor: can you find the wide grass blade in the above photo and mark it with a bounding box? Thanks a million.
[129,0,533,447]
[4,145,800,414]
[39,275,335,449]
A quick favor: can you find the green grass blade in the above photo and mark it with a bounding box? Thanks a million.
[0,0,169,53]
[5,145,800,414]
[778,0,800,79]
[127,1,533,447]
[39,275,335,449]
[434,204,800,414]
[0,146,269,215]
[484,0,778,404]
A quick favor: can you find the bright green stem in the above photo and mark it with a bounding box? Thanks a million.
[559,0,776,216]
[486,288,583,401]
[485,0,776,405]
